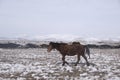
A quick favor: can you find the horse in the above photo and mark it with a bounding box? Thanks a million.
[72,42,90,59]
[47,42,90,66]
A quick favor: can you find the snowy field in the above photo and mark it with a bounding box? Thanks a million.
[0,48,120,80]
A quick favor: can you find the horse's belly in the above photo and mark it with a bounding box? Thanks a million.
[66,53,76,56]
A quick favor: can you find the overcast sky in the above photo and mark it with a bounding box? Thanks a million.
[0,0,120,38]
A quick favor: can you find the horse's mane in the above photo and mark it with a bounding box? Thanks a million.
[49,42,67,48]
[72,42,80,45]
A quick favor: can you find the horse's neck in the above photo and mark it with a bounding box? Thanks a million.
[55,45,62,52]
[55,46,61,51]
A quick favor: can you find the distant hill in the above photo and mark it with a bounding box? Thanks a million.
[0,40,120,49]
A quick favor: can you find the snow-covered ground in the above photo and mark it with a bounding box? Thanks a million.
[0,48,120,80]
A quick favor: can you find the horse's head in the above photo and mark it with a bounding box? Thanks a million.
[47,42,55,52]
[47,42,67,52]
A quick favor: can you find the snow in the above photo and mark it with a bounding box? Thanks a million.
[1,34,120,44]
[61,66,73,72]
[0,48,120,80]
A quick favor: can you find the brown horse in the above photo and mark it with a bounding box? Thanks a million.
[47,42,90,66]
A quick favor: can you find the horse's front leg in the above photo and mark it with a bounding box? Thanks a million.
[75,54,80,66]
[62,55,69,66]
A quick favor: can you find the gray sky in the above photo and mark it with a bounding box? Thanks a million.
[0,0,120,38]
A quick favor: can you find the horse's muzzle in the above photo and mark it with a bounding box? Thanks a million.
[47,50,49,52]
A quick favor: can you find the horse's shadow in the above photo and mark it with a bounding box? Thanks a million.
[56,62,96,66]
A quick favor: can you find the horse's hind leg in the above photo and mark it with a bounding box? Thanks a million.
[75,55,80,66]
[82,54,90,66]
[62,55,69,66]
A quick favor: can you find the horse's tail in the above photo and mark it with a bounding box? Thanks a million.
[84,45,90,59]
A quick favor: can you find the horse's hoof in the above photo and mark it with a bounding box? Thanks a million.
[87,63,90,66]
[62,63,65,66]
[75,64,77,66]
